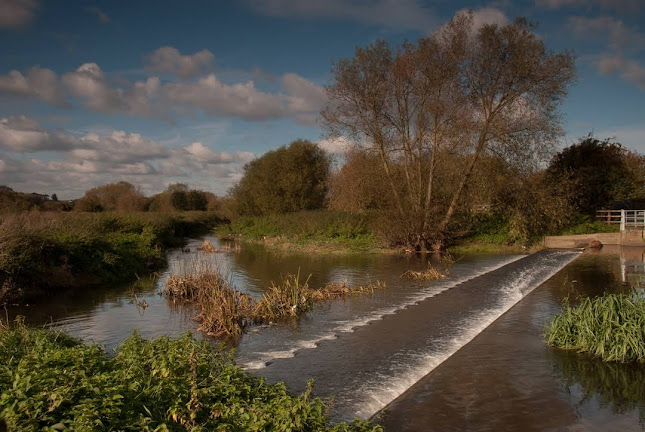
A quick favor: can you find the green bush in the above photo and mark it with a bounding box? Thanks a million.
[0,212,225,302]
[0,322,381,431]
[545,292,645,363]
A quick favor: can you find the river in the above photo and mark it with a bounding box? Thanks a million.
[7,237,645,430]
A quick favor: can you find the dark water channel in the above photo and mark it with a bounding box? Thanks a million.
[7,237,645,430]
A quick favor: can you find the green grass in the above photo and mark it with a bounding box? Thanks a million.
[558,216,619,236]
[0,321,381,431]
[220,210,385,253]
[545,292,645,363]
[0,211,224,302]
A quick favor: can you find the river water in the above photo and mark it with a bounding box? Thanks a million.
[7,237,645,430]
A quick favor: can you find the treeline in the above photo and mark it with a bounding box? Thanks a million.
[0,182,223,213]
[224,135,643,250]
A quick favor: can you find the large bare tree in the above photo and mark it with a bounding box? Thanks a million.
[322,12,576,251]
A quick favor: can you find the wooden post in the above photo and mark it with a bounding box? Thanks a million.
[620,209,626,232]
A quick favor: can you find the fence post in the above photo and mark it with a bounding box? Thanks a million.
[620,209,626,232]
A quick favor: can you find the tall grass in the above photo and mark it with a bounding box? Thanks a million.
[545,292,645,363]
[0,321,381,431]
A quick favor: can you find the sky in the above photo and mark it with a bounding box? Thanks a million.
[0,0,643,199]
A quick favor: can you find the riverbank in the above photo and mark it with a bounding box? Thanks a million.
[0,211,224,303]
[219,211,390,254]
[0,321,381,431]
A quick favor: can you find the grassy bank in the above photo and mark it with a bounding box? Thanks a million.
[0,321,381,431]
[219,211,388,254]
[545,292,645,363]
[0,211,224,303]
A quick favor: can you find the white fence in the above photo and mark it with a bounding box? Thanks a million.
[596,210,645,231]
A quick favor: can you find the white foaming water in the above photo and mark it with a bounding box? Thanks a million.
[350,251,580,420]
[242,255,526,370]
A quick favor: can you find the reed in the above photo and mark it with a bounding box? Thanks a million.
[165,261,388,337]
[545,292,645,363]
[253,273,313,321]
[400,265,446,281]
[164,266,256,338]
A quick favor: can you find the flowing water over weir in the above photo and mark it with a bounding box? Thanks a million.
[236,249,580,421]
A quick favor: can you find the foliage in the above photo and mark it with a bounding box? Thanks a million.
[545,292,645,363]
[322,12,576,250]
[0,322,381,431]
[559,216,620,235]
[226,210,376,242]
[231,140,331,216]
[0,186,70,212]
[544,136,639,215]
[0,211,223,303]
[74,181,147,212]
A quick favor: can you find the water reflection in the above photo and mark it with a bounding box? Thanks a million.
[550,350,645,425]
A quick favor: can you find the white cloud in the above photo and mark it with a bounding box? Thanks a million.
[86,6,110,24]
[0,0,38,30]
[62,63,162,117]
[570,16,645,51]
[0,115,78,152]
[317,136,352,154]
[0,120,256,197]
[282,73,327,125]
[145,46,214,79]
[163,74,285,120]
[469,7,509,30]
[180,141,254,164]
[246,0,438,32]
[536,0,641,11]
[596,55,645,89]
[0,67,67,106]
[2,62,326,123]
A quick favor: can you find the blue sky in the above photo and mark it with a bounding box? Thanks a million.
[1,0,643,199]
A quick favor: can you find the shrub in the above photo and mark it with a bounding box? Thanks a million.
[0,322,381,431]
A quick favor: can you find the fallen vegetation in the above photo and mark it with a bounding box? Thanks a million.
[164,266,386,338]
[0,320,381,431]
[545,292,645,363]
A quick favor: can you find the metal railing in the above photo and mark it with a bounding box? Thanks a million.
[596,210,645,230]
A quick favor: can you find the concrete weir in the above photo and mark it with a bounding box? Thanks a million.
[544,231,644,249]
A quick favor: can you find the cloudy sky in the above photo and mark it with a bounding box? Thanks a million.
[1,0,643,199]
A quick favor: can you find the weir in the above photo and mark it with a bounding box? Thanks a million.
[247,250,580,421]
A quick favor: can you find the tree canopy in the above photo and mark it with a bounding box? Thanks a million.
[322,12,576,250]
[232,140,331,216]
[545,136,641,215]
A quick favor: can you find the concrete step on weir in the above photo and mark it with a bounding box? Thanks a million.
[544,231,644,248]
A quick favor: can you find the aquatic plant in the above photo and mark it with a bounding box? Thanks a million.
[165,263,388,337]
[0,321,382,431]
[400,265,446,281]
[165,271,255,338]
[253,273,313,320]
[545,292,645,363]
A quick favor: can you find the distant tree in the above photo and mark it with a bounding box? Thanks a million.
[51,193,58,202]
[74,182,146,212]
[544,136,638,215]
[232,139,331,216]
[187,190,208,211]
